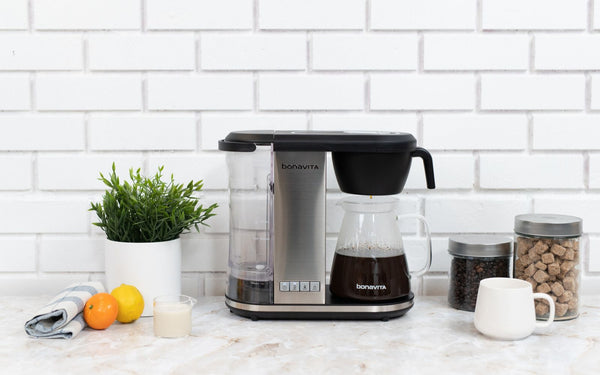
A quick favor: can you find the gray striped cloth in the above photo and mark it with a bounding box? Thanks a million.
[24,281,105,339]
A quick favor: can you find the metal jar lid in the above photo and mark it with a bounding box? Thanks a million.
[448,235,513,258]
[514,213,582,238]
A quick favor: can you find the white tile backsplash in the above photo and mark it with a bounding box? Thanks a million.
[0,0,600,297]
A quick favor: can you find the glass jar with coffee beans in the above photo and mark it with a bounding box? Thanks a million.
[448,235,513,312]
[514,214,582,321]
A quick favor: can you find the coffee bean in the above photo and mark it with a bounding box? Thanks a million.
[448,256,510,312]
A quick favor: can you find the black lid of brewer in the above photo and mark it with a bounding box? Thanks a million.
[218,130,417,152]
[218,130,435,194]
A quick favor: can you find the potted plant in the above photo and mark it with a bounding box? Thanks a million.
[90,164,217,316]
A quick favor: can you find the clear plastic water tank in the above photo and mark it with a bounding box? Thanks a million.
[225,146,274,304]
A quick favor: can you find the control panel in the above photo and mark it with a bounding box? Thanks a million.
[279,281,320,292]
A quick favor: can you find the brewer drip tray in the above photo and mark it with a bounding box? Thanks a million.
[225,288,414,321]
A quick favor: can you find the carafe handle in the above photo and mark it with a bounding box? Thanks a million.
[396,214,432,278]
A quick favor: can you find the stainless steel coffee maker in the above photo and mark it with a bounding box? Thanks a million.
[218,131,435,320]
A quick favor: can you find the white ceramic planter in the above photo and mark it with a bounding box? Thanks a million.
[104,238,181,317]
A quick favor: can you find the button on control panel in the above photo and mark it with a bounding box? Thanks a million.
[279,281,320,292]
[289,281,299,292]
[310,281,320,292]
[279,281,289,292]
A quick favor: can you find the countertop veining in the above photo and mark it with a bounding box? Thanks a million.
[2,296,599,374]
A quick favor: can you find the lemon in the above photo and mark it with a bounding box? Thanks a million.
[110,284,144,323]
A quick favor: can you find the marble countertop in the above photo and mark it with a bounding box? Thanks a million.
[3,296,599,375]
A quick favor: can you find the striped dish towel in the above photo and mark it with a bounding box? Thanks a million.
[24,281,105,339]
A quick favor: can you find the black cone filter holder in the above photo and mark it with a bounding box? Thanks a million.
[332,148,434,195]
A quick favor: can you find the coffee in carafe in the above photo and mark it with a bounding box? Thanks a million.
[330,247,411,301]
[329,196,431,301]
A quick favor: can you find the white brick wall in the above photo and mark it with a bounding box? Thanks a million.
[34,0,141,30]
[425,196,530,233]
[481,74,585,110]
[88,115,196,150]
[533,115,600,150]
[182,237,228,272]
[1,1,600,297]
[259,73,364,110]
[535,35,600,71]
[147,0,253,30]
[482,0,587,30]
[36,74,142,111]
[371,0,476,30]
[201,33,306,70]
[592,75,600,110]
[589,155,600,188]
[480,154,584,189]
[0,155,31,190]
[0,115,84,150]
[37,155,144,190]
[88,34,195,71]
[259,0,364,30]
[147,74,254,110]
[371,74,474,110]
[147,154,228,190]
[0,237,36,272]
[0,34,83,70]
[0,199,89,233]
[423,114,528,150]
[0,0,28,30]
[0,74,30,110]
[40,237,105,272]
[312,33,417,70]
[424,34,528,71]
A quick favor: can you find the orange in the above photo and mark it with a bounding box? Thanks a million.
[83,293,119,330]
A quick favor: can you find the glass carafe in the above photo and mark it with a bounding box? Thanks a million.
[329,196,432,301]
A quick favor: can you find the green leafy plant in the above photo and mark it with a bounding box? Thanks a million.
[90,163,218,243]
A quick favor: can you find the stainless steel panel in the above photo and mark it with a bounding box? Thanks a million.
[273,152,326,304]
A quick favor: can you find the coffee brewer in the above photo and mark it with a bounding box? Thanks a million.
[218,131,435,320]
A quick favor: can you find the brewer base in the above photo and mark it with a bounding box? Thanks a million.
[225,290,414,321]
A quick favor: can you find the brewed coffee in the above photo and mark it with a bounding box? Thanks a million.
[329,247,411,301]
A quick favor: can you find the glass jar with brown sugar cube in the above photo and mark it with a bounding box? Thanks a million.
[514,214,582,321]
